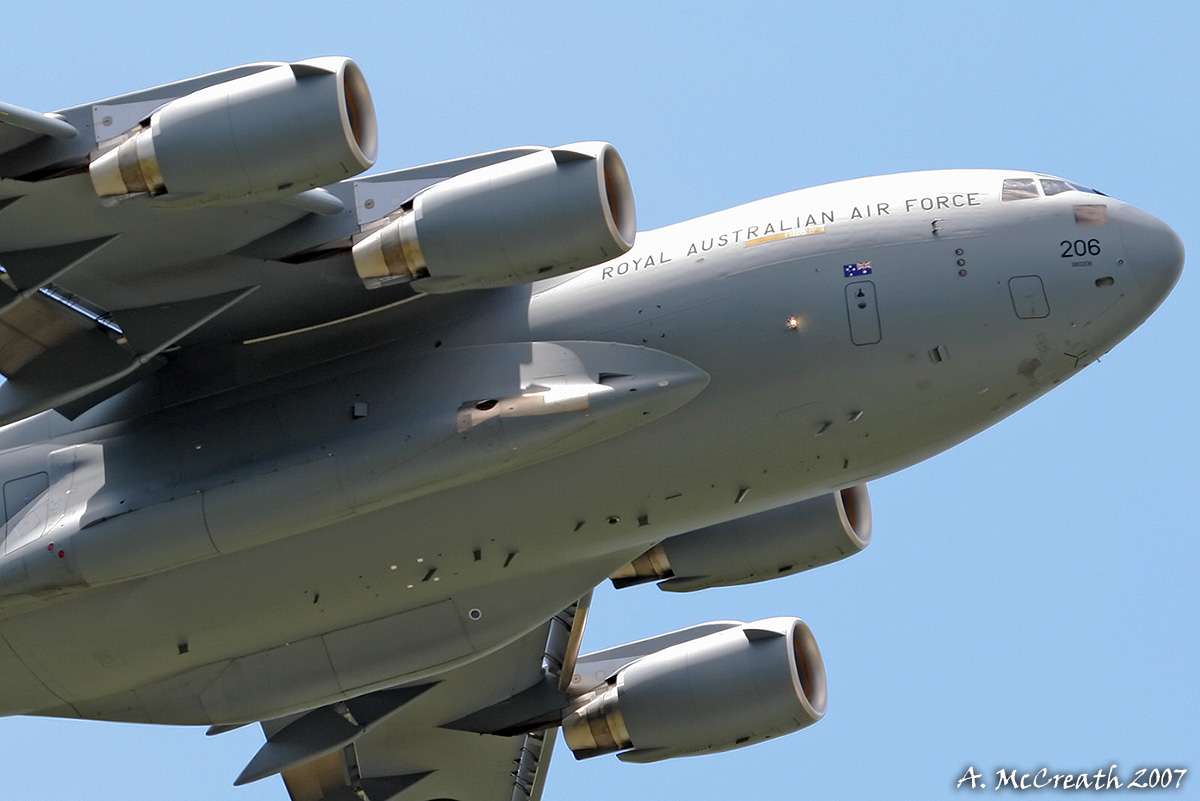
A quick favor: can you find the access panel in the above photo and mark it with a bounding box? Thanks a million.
[3,472,47,524]
[845,281,881,345]
[1009,275,1050,319]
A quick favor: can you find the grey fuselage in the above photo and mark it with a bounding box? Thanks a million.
[0,169,1182,726]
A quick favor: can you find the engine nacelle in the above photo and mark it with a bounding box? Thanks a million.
[351,141,635,292]
[89,57,376,205]
[562,617,825,762]
[611,485,871,592]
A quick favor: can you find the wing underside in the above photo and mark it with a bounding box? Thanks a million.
[0,67,556,428]
[240,594,588,801]
[267,622,560,801]
[0,59,636,429]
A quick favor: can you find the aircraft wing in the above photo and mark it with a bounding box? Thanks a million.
[242,620,560,801]
[0,58,633,428]
[241,592,589,801]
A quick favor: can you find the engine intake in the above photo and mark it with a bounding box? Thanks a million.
[351,141,635,291]
[89,57,376,205]
[562,617,825,762]
[611,485,871,592]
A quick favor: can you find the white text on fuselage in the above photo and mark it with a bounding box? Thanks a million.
[600,192,983,280]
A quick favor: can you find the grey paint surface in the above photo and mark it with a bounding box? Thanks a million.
[0,58,1186,801]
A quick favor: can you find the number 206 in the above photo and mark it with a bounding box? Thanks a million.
[1061,238,1101,257]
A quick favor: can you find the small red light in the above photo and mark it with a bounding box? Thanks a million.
[58,551,65,558]
[47,543,54,550]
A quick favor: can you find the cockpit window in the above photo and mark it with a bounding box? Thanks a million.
[1040,179,1074,196]
[1004,176,1108,201]
[1041,178,1103,196]
[1036,177,1099,196]
[1002,178,1040,201]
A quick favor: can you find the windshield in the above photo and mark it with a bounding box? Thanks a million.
[1001,176,1106,201]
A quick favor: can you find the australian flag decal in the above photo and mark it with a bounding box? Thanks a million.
[843,261,872,277]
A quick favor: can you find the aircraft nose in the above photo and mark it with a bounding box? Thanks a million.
[1119,204,1185,308]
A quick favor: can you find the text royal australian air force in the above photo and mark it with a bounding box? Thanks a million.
[599,172,988,281]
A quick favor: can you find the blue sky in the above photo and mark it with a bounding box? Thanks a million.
[1,2,1196,798]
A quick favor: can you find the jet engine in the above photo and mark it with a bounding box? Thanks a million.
[351,141,635,291]
[562,617,825,762]
[611,485,871,591]
[89,57,376,204]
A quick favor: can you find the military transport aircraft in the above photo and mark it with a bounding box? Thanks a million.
[0,58,1184,800]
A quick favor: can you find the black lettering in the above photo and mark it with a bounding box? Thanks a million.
[821,210,835,224]
[936,196,950,209]
[905,198,918,212]
[921,197,935,211]
[763,222,776,235]
[686,243,698,256]
[951,194,966,207]
[967,192,981,206]
[717,234,729,247]
[644,254,656,267]
[746,226,759,238]
[616,262,629,275]
[779,218,792,232]
[850,206,864,220]
[699,238,714,252]
[877,202,890,215]
[1062,239,1102,258]
[602,265,613,279]
[659,251,672,264]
